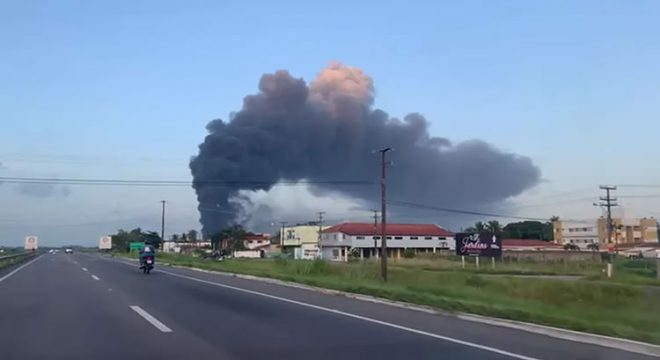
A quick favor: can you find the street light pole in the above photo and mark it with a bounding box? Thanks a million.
[379,147,392,281]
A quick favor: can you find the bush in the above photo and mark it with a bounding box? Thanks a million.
[402,249,416,258]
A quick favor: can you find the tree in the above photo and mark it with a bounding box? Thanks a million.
[550,216,560,222]
[486,220,503,235]
[187,229,198,242]
[171,234,179,241]
[211,224,248,251]
[180,233,187,241]
[502,221,552,240]
[109,228,162,251]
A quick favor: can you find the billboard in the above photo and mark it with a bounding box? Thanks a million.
[24,235,38,250]
[455,232,502,257]
[99,236,112,250]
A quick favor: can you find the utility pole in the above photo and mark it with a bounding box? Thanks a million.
[160,200,167,250]
[379,147,392,281]
[317,212,325,258]
[371,210,380,259]
[279,221,288,247]
[598,186,618,246]
[598,185,617,277]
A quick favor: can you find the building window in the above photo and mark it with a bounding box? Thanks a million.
[438,237,446,240]
[334,235,337,240]
[410,236,418,240]
[386,236,392,240]
[424,236,432,240]
[373,236,381,240]
[332,249,339,257]
[394,236,403,240]
[356,236,365,240]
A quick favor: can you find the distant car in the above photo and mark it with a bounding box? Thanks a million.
[65,248,73,254]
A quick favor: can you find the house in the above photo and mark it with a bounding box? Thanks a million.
[162,241,212,254]
[281,224,329,259]
[320,223,454,262]
[243,234,271,250]
[502,239,564,251]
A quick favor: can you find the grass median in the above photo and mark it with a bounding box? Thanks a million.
[118,252,660,345]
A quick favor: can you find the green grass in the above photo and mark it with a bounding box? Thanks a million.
[0,253,34,271]
[115,252,660,345]
[390,255,604,276]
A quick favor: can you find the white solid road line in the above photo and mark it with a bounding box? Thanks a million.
[0,256,41,283]
[82,267,88,272]
[130,306,173,333]
[157,268,538,360]
[91,275,100,281]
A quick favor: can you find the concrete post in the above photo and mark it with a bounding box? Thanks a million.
[476,256,480,269]
[360,248,364,260]
[461,256,465,269]
[433,247,436,254]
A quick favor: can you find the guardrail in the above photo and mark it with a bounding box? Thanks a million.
[0,253,30,261]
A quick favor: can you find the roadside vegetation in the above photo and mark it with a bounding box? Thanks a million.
[115,251,660,344]
[0,251,35,271]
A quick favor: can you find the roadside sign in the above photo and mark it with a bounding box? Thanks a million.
[455,232,502,258]
[99,236,112,250]
[24,236,38,250]
[129,242,145,252]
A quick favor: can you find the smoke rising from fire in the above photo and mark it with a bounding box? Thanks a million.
[190,62,540,235]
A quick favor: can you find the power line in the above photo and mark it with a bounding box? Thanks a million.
[387,199,594,224]
[0,176,374,187]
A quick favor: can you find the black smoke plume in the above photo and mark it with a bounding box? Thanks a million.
[190,62,540,235]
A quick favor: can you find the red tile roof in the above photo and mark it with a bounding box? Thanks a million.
[503,239,563,249]
[322,223,454,237]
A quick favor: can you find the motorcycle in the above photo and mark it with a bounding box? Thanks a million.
[140,256,154,274]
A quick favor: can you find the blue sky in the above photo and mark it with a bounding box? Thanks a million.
[1,0,659,246]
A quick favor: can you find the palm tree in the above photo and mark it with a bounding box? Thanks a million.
[486,220,502,234]
[474,221,486,232]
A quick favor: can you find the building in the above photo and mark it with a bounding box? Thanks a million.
[553,215,658,250]
[503,239,564,251]
[281,224,328,247]
[553,221,600,250]
[597,217,658,245]
[320,223,454,261]
[243,234,271,250]
[162,241,212,254]
[281,224,329,259]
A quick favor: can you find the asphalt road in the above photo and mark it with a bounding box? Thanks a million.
[0,253,656,360]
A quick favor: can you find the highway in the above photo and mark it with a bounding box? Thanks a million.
[0,253,656,360]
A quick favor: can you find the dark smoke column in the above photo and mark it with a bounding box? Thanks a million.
[190,62,541,237]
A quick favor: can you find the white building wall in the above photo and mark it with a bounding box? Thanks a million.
[321,233,455,250]
[560,221,599,250]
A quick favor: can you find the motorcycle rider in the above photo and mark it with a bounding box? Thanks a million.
[139,244,156,267]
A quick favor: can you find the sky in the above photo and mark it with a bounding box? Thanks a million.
[1,0,659,246]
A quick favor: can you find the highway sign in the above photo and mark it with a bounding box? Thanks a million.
[129,242,145,251]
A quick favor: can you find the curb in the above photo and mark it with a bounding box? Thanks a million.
[171,263,660,358]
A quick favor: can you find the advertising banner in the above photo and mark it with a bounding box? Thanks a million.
[455,232,502,257]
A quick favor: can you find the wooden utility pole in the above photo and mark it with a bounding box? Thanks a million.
[371,210,379,259]
[598,185,617,277]
[379,147,392,281]
[317,212,325,258]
